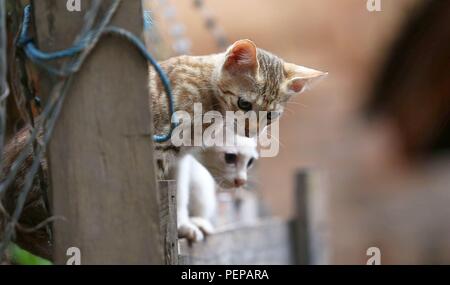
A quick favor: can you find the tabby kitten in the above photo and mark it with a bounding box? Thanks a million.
[149,39,326,178]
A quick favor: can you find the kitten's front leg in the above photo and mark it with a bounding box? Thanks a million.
[176,155,205,242]
[178,220,205,242]
[178,217,214,243]
[190,217,215,236]
[177,184,205,242]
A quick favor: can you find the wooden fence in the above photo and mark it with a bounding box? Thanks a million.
[1,0,311,265]
[158,176,312,265]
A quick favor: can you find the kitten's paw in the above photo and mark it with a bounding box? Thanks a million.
[178,222,204,242]
[190,217,215,236]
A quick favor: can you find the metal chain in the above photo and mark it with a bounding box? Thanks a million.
[193,0,229,50]
[157,0,192,55]
[142,0,172,60]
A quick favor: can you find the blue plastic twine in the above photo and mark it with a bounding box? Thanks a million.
[18,5,178,143]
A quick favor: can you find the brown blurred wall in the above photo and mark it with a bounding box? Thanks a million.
[152,0,420,218]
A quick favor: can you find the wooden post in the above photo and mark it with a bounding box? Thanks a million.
[293,169,331,265]
[293,170,311,265]
[158,181,178,265]
[33,0,163,264]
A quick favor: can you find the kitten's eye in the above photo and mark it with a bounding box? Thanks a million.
[247,158,255,168]
[238,98,252,111]
[225,153,237,164]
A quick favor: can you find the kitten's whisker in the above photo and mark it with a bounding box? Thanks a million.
[283,106,295,116]
[265,131,285,148]
[287,101,309,108]
[249,179,263,187]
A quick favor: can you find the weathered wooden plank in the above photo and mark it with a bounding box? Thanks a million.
[158,180,178,265]
[179,218,294,265]
[292,171,311,265]
[293,169,330,265]
[305,169,331,265]
[33,0,163,264]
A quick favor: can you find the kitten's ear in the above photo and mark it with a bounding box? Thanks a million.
[223,39,258,74]
[284,63,327,95]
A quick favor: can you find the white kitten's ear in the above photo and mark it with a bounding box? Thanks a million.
[223,39,258,74]
[284,63,327,95]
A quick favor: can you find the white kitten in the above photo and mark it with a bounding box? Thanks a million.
[177,136,258,242]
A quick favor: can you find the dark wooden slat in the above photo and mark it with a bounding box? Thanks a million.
[33,0,163,264]
[158,180,178,265]
[293,170,311,265]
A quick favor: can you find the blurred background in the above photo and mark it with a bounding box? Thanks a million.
[146,0,420,218]
[1,0,448,265]
[145,0,450,264]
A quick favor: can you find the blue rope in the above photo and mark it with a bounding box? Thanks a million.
[18,5,89,60]
[104,26,179,142]
[18,5,177,143]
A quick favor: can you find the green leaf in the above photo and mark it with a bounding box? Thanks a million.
[8,243,53,265]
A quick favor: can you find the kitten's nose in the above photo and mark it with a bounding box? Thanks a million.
[234,178,246,188]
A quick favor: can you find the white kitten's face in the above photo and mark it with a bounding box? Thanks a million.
[199,136,258,189]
